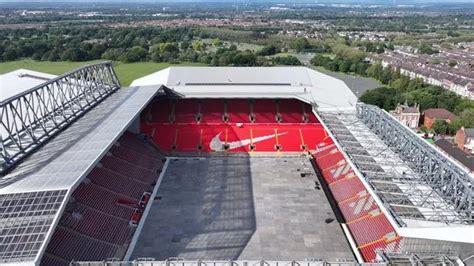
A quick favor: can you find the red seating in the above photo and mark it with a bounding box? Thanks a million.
[253,99,277,123]
[72,181,136,220]
[315,150,346,171]
[41,254,70,266]
[338,192,379,222]
[45,132,163,264]
[149,99,172,123]
[101,155,158,184]
[143,123,327,153]
[89,167,152,200]
[226,99,250,123]
[359,236,401,262]
[321,163,354,184]
[47,227,118,262]
[201,99,225,123]
[60,204,131,244]
[303,103,319,123]
[329,173,366,203]
[278,99,304,123]
[174,99,199,123]
[118,131,157,158]
[347,211,396,246]
[110,144,160,170]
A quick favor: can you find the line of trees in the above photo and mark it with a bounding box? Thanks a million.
[0,27,304,66]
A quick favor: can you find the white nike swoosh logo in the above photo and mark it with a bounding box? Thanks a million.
[210,131,287,151]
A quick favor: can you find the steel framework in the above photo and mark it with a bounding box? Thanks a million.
[0,62,120,175]
[317,103,473,225]
[355,103,473,224]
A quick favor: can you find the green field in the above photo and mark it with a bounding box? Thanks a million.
[0,60,204,86]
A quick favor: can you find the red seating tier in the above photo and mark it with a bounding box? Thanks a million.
[201,99,225,123]
[174,99,199,123]
[278,99,304,123]
[328,174,366,203]
[72,181,136,220]
[226,99,250,123]
[148,99,172,123]
[60,204,131,244]
[359,237,401,262]
[89,167,152,200]
[338,193,379,222]
[347,212,395,246]
[41,254,70,266]
[142,123,326,153]
[252,99,277,123]
[47,227,118,262]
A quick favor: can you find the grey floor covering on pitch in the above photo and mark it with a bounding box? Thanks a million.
[131,156,354,261]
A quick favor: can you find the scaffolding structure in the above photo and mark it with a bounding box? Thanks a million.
[0,62,120,175]
[317,103,473,225]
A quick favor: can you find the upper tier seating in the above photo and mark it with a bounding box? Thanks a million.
[226,99,251,123]
[252,99,277,123]
[201,99,225,123]
[173,99,199,123]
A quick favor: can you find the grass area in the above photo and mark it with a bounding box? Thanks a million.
[0,60,205,86]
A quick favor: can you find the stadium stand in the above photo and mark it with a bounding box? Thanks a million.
[201,99,225,123]
[42,132,165,265]
[173,99,200,123]
[252,99,278,123]
[312,143,401,262]
[141,98,323,153]
[226,99,251,122]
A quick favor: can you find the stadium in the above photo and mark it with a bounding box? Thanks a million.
[0,62,473,266]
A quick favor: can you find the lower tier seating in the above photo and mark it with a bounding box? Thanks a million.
[46,227,119,262]
[141,124,326,153]
[312,145,402,262]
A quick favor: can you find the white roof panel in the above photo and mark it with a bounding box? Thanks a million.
[0,69,56,102]
[131,67,357,109]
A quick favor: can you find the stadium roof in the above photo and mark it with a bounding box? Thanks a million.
[0,64,161,264]
[131,67,358,109]
[0,69,57,102]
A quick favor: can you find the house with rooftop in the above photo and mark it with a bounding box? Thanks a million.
[455,127,474,154]
[390,102,420,128]
[422,108,457,130]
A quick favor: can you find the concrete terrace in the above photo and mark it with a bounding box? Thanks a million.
[130,156,354,261]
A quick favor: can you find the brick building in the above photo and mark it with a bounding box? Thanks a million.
[455,127,474,154]
[422,108,457,130]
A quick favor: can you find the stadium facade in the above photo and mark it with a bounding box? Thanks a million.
[0,62,472,266]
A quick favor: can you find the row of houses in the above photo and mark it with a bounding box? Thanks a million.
[373,49,474,99]
[390,102,474,173]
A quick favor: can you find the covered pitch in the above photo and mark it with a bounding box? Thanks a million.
[129,156,354,261]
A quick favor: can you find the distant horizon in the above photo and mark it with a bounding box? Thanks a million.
[1,0,474,3]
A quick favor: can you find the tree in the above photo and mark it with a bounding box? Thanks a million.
[291,38,309,53]
[212,38,223,47]
[256,45,279,56]
[192,40,203,51]
[432,119,449,135]
[120,46,147,62]
[272,56,301,66]
[458,109,474,128]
